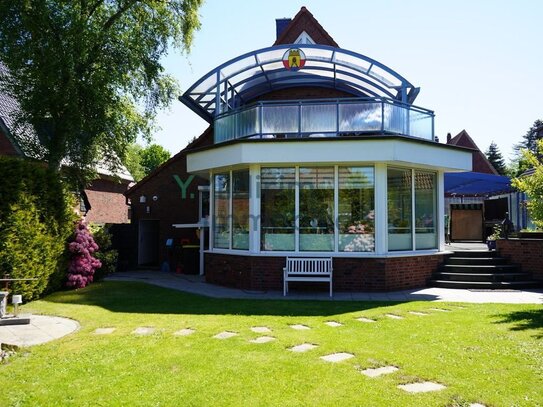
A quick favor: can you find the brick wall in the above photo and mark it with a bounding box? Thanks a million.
[497,239,543,280]
[84,178,131,224]
[205,253,445,292]
[0,130,20,156]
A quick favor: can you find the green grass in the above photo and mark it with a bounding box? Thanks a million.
[1,282,542,406]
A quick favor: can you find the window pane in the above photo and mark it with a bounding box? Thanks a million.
[388,168,412,251]
[301,104,336,134]
[232,170,250,250]
[299,167,334,251]
[261,168,295,251]
[415,171,437,249]
[213,173,230,249]
[338,167,375,252]
[261,105,298,135]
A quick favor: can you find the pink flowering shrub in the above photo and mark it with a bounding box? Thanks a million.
[66,220,101,289]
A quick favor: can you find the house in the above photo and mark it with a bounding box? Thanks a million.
[176,7,474,291]
[0,70,133,225]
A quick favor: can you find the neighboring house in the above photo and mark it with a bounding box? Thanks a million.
[174,7,475,291]
[0,71,133,225]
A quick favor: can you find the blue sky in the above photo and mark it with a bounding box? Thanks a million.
[153,0,543,163]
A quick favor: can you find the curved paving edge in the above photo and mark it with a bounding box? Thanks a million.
[0,315,80,347]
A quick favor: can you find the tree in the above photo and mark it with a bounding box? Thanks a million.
[140,143,171,176]
[0,1,202,185]
[512,119,543,175]
[124,143,145,181]
[485,141,507,175]
[512,139,543,229]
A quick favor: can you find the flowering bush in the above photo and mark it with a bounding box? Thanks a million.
[66,221,101,289]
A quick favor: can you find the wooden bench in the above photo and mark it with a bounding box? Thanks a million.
[283,257,333,297]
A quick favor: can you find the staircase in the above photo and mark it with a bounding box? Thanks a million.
[429,250,541,289]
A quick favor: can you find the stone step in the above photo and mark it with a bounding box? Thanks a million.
[440,264,521,273]
[433,271,533,282]
[428,279,542,289]
[450,250,497,258]
[447,257,509,265]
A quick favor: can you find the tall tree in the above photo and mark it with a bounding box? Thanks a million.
[485,141,507,175]
[0,1,202,185]
[140,143,170,176]
[512,119,543,175]
[124,143,145,181]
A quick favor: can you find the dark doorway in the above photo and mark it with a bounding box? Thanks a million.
[138,220,159,266]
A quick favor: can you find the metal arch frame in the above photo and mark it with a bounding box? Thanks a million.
[181,44,419,123]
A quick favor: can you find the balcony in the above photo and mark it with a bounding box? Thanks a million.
[214,97,434,144]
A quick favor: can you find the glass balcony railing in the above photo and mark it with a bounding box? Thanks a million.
[214,97,435,144]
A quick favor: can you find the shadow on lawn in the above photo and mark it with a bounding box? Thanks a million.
[495,309,543,339]
[43,281,415,317]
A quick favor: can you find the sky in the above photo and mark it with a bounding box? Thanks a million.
[153,0,543,163]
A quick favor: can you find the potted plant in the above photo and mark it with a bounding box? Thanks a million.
[486,224,502,250]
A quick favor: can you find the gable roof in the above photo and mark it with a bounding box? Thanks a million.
[274,7,338,47]
[447,130,498,175]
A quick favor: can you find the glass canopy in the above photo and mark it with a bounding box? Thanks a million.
[180,44,420,122]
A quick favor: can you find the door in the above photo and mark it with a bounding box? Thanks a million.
[450,204,483,241]
[138,220,159,266]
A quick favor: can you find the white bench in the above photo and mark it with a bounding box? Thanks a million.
[283,257,333,297]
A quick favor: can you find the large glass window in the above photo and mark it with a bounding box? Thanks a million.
[213,173,230,249]
[387,168,412,251]
[232,170,250,250]
[338,167,375,252]
[299,167,335,251]
[415,171,437,249]
[261,168,295,251]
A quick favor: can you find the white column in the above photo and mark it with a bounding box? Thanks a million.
[249,164,261,253]
[437,170,445,251]
[374,163,387,254]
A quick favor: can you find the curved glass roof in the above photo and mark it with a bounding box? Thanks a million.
[181,44,420,122]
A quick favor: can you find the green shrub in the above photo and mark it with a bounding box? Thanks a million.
[0,157,75,300]
[90,224,118,281]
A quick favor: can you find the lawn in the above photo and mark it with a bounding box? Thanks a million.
[0,281,542,406]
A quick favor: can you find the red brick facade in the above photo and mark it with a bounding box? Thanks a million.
[0,130,20,156]
[205,252,445,292]
[274,7,338,47]
[497,238,543,281]
[84,178,131,224]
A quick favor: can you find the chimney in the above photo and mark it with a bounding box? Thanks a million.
[276,18,291,40]
[446,132,452,144]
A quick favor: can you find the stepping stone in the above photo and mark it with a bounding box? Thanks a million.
[356,317,376,323]
[213,331,237,339]
[290,324,310,330]
[324,321,343,327]
[251,326,271,333]
[429,308,450,312]
[398,381,446,393]
[408,311,428,316]
[94,328,115,335]
[385,314,403,320]
[320,352,354,363]
[174,328,195,336]
[469,404,486,407]
[132,327,154,335]
[289,343,318,353]
[361,365,399,377]
[250,336,275,344]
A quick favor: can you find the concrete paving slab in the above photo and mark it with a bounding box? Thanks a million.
[289,343,317,352]
[429,308,451,312]
[290,324,310,330]
[132,327,155,335]
[251,326,271,333]
[94,328,116,335]
[408,311,428,316]
[174,328,195,336]
[106,271,543,304]
[324,321,343,327]
[213,331,237,339]
[249,336,275,344]
[385,314,403,320]
[320,352,355,363]
[398,381,446,393]
[0,315,79,347]
[361,366,399,377]
[356,317,376,323]
[469,404,486,407]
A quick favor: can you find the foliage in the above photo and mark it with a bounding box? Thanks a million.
[89,224,118,281]
[66,221,101,289]
[140,143,171,177]
[512,119,543,176]
[123,143,145,181]
[0,0,202,186]
[2,282,542,406]
[0,157,75,300]
[485,141,507,175]
[512,139,543,228]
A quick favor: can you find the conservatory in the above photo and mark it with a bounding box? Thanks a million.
[182,44,471,292]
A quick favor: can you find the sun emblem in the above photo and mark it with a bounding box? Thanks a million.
[282,48,306,71]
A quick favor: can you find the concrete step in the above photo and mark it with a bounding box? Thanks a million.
[440,264,521,273]
[428,279,542,289]
[447,257,509,265]
[433,271,533,282]
[450,250,497,258]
